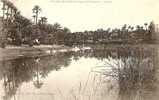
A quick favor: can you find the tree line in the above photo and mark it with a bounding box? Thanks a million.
[65,22,155,46]
[0,0,156,48]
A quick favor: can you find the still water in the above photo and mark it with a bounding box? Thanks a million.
[0,45,159,100]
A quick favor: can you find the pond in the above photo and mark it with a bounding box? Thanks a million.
[0,45,159,100]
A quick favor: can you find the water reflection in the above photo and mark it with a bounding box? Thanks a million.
[117,57,158,100]
[0,52,72,100]
[0,45,159,100]
[91,46,159,100]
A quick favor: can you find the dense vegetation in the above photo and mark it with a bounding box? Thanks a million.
[0,0,156,48]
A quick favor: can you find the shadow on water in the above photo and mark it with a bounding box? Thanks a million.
[0,52,72,100]
[0,45,159,100]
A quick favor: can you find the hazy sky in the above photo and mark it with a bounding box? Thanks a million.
[6,0,159,31]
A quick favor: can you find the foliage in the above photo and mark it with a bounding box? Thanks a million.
[0,0,156,47]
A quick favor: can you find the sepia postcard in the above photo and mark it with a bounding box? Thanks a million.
[0,0,159,100]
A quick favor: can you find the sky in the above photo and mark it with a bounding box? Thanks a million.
[2,0,159,32]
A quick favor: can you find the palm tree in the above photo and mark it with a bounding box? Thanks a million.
[10,3,17,19]
[0,0,12,48]
[12,5,18,15]
[122,24,127,30]
[3,0,16,21]
[131,27,134,32]
[136,25,140,31]
[32,5,41,25]
[32,15,36,23]
[5,0,11,20]
[1,0,7,20]
[144,23,148,31]
[40,17,47,25]
[52,23,61,30]
[32,5,42,46]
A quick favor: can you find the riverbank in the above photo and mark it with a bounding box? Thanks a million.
[0,45,72,61]
[0,44,158,61]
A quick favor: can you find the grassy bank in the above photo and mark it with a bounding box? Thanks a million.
[0,45,71,61]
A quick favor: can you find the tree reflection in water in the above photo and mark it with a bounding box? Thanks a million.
[0,46,158,100]
[0,52,72,100]
[33,57,43,89]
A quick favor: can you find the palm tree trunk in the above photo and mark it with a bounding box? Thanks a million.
[6,6,10,20]
[36,12,38,25]
[2,3,6,20]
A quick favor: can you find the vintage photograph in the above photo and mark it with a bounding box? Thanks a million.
[0,0,159,100]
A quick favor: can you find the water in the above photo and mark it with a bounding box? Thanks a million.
[0,45,159,100]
